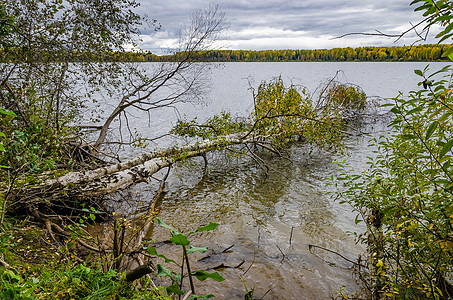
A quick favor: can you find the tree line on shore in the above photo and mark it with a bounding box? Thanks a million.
[2,43,449,64]
[140,44,451,62]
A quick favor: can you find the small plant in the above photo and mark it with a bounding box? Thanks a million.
[146,218,225,299]
[239,274,255,300]
[0,221,172,300]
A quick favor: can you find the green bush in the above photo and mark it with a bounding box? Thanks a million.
[0,223,171,300]
[333,1,453,298]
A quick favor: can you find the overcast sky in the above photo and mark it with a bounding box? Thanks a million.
[134,0,434,54]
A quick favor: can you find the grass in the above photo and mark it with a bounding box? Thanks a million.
[0,219,171,300]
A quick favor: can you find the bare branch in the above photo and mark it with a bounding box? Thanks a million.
[333,17,430,43]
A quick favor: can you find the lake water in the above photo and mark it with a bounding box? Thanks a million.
[105,62,450,299]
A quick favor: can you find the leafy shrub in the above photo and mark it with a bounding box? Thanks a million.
[173,77,366,152]
[334,66,453,299]
[0,223,170,300]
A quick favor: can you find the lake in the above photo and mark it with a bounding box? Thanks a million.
[102,62,450,299]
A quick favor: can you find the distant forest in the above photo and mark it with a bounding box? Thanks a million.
[3,44,449,63]
[132,44,451,62]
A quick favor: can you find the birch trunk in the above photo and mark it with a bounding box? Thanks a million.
[36,134,255,197]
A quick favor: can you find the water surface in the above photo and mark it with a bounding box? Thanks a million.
[107,62,450,299]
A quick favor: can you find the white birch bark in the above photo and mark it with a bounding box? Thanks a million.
[42,134,255,195]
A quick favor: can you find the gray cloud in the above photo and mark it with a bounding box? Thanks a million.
[134,0,433,53]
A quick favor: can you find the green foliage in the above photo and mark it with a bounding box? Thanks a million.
[148,44,452,63]
[148,219,224,298]
[0,109,67,174]
[171,111,249,139]
[334,62,453,299]
[0,263,170,300]
[331,2,453,298]
[321,82,367,111]
[189,222,219,234]
[253,77,348,149]
[411,0,453,57]
[1,0,142,63]
[0,0,146,177]
[173,77,366,153]
[0,108,16,169]
[0,4,14,49]
[0,223,171,300]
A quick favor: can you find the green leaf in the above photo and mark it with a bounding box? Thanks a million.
[146,246,176,263]
[156,218,179,233]
[189,222,219,235]
[425,121,438,140]
[435,15,453,23]
[443,22,453,36]
[407,107,422,115]
[157,264,173,278]
[401,134,415,140]
[3,270,22,284]
[187,246,208,253]
[443,159,451,170]
[414,69,423,77]
[439,111,452,123]
[191,270,225,282]
[0,108,16,117]
[439,32,453,43]
[170,233,190,246]
[428,65,451,78]
[440,139,453,159]
[390,106,401,114]
[166,284,185,295]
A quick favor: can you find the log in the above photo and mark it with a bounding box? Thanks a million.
[11,134,258,203]
[40,134,256,196]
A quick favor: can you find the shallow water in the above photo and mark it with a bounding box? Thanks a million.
[99,62,450,299]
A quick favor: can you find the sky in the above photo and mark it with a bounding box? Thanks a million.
[134,0,435,54]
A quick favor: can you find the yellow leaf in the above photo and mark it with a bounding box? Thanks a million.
[376,259,384,267]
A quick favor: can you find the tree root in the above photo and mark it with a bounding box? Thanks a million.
[29,207,105,253]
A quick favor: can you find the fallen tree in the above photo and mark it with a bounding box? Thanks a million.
[0,0,375,296]
[8,76,369,206]
[0,0,368,216]
[3,74,371,292]
[16,133,254,203]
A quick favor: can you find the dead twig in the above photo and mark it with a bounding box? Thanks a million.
[289,227,294,247]
[276,245,286,263]
[0,255,12,270]
[221,244,234,253]
[308,244,368,269]
[205,260,245,271]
